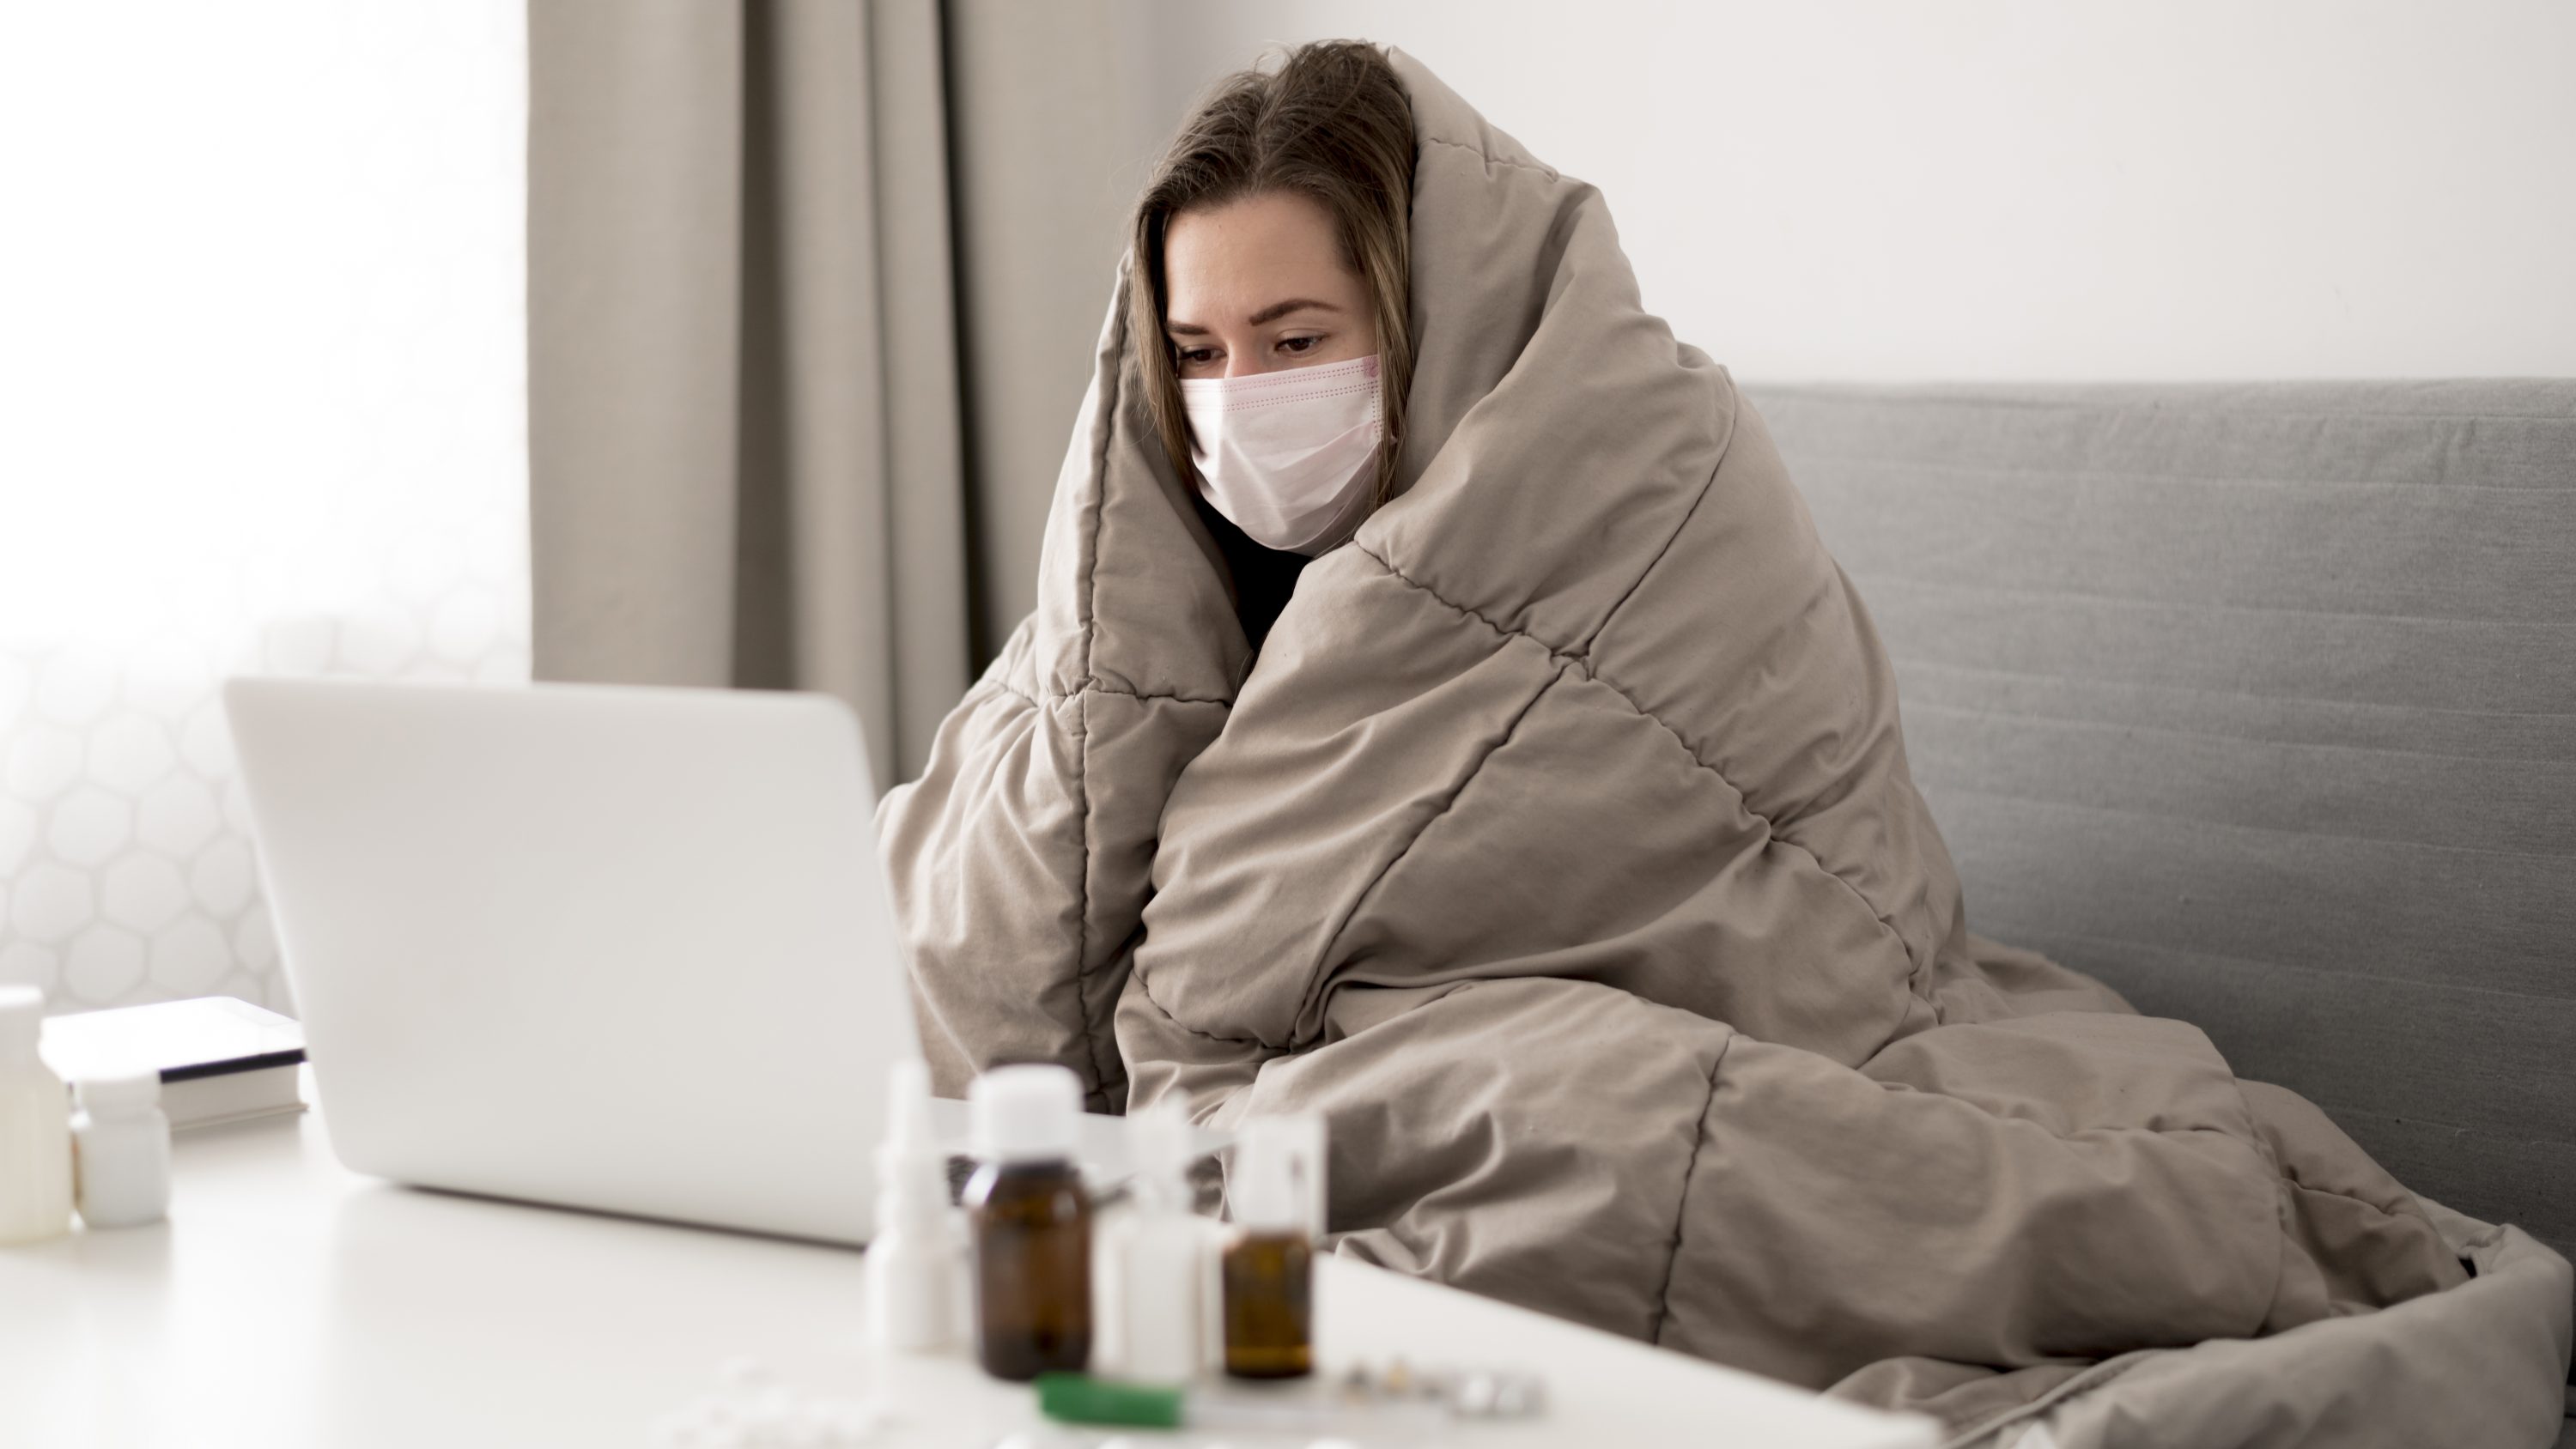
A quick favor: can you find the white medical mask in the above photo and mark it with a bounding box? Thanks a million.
[1178,353,1383,555]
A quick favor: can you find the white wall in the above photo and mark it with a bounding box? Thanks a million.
[1130,0,2576,381]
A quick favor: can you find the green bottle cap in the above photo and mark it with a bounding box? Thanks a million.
[1034,1372,1186,1428]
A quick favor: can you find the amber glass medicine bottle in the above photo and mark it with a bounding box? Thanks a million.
[1221,1115,1315,1379]
[963,1064,1093,1381]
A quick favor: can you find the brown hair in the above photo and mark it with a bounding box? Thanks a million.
[1127,39,1416,516]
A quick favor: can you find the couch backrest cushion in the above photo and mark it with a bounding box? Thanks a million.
[1745,379,2576,1267]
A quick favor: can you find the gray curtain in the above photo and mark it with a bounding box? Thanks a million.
[938,0,1165,650]
[528,0,1176,785]
[528,0,971,787]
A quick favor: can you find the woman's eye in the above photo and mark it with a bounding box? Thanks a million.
[1177,348,1216,367]
[1279,336,1319,355]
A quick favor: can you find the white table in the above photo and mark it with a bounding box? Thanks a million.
[0,1071,1936,1448]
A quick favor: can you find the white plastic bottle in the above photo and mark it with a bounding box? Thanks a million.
[1106,1091,1207,1385]
[0,985,74,1244]
[861,1057,968,1351]
[71,1068,172,1228]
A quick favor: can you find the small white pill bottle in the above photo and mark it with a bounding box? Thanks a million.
[71,1069,172,1229]
[0,985,74,1244]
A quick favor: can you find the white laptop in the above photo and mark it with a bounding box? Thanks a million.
[222,676,1154,1246]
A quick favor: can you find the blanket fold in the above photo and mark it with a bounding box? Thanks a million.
[876,43,2573,1447]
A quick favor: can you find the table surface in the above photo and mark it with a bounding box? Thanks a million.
[0,1069,1938,1448]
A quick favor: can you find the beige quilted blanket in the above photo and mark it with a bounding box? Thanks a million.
[876,45,2573,1447]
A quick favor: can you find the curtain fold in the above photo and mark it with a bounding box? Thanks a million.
[528,0,969,787]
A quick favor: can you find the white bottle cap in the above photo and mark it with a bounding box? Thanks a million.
[0,985,41,1061]
[882,1057,936,1160]
[75,1069,161,1117]
[1230,1115,1309,1234]
[969,1063,1082,1163]
[1131,1091,1194,1210]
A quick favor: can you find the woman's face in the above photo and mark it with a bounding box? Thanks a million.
[1162,190,1377,382]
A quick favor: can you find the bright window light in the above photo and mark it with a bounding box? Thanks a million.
[0,0,529,1015]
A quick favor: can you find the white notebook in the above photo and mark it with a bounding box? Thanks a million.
[39,996,307,1130]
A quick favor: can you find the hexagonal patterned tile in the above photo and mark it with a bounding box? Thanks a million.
[4,726,85,803]
[65,925,148,1005]
[0,799,33,876]
[46,787,133,869]
[100,855,191,936]
[190,840,258,919]
[178,704,234,779]
[0,941,58,994]
[234,904,278,973]
[10,863,94,943]
[7,595,529,1021]
[88,713,177,794]
[221,777,257,836]
[137,777,222,857]
[149,919,233,998]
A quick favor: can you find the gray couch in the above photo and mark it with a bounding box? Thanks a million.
[1749,379,2575,1440]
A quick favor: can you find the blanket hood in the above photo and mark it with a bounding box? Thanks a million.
[881,41,1968,1103]
[1021,44,1797,722]
[1118,43,1968,1082]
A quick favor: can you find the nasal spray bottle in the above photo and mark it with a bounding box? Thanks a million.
[1103,1090,1206,1385]
[862,1058,968,1352]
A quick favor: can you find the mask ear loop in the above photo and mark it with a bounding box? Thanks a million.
[1370,414,1400,509]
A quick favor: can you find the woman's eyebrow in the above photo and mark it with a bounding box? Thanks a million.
[1166,298,1341,336]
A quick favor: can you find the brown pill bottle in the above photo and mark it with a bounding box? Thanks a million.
[963,1064,1092,1381]
[1221,1115,1315,1379]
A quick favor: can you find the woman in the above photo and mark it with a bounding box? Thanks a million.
[878,40,2549,1449]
